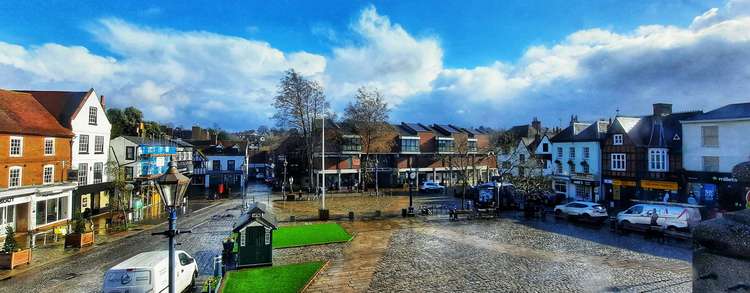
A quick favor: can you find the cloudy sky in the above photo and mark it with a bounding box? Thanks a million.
[1,0,749,130]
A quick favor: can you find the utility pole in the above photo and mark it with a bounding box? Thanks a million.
[375,155,379,196]
[319,118,329,220]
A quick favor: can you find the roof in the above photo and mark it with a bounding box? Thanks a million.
[119,135,175,146]
[20,90,93,128]
[684,103,750,121]
[202,141,246,156]
[403,123,431,132]
[611,111,701,148]
[110,250,184,270]
[0,90,74,137]
[550,121,608,142]
[233,210,276,232]
[170,139,194,148]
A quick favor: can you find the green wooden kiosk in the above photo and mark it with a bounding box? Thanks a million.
[232,206,276,267]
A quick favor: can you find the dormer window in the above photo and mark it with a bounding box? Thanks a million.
[88,106,97,125]
[400,137,419,153]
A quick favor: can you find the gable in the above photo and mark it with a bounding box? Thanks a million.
[71,89,112,131]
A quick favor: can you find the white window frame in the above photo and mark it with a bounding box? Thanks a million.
[556,147,563,159]
[583,147,590,159]
[8,166,22,188]
[79,135,90,154]
[611,153,626,171]
[702,156,720,172]
[613,134,623,145]
[93,163,103,184]
[94,136,104,154]
[43,165,54,184]
[9,136,23,157]
[88,106,97,125]
[569,147,576,159]
[648,148,669,172]
[78,163,88,186]
[701,126,719,147]
[44,138,55,156]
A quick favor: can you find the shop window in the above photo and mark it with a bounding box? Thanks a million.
[9,136,22,157]
[701,126,719,147]
[43,165,54,184]
[613,134,623,145]
[8,166,22,188]
[648,148,668,172]
[44,138,55,155]
[611,153,626,171]
[35,197,69,226]
[554,181,567,193]
[575,185,588,198]
[0,205,15,228]
[79,135,89,154]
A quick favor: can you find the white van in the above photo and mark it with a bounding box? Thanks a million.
[616,203,701,231]
[103,250,198,293]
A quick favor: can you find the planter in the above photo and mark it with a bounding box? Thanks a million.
[65,231,95,248]
[0,248,32,269]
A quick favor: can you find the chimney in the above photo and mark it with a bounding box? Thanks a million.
[653,103,672,117]
[99,95,106,109]
[531,117,541,131]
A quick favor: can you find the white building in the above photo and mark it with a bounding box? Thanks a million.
[533,135,555,176]
[681,102,750,210]
[25,89,112,217]
[550,118,609,202]
[200,142,248,192]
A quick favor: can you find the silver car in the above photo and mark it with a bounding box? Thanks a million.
[554,201,608,222]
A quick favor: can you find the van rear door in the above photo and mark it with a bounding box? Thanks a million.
[103,269,151,293]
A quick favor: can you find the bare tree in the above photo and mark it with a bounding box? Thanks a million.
[273,69,329,191]
[343,87,393,195]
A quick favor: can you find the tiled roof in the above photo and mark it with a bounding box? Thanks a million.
[684,103,750,121]
[0,90,74,137]
[20,90,92,128]
[618,111,701,148]
[550,121,608,142]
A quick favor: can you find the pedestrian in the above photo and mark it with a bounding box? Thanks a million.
[687,192,697,205]
[662,192,670,203]
[650,208,659,226]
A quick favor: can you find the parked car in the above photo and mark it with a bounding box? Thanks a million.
[103,250,198,293]
[419,181,445,193]
[616,203,701,231]
[554,201,608,222]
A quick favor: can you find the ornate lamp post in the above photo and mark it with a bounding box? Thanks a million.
[152,160,191,293]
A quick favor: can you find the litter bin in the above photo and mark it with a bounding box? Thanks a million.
[402,208,407,218]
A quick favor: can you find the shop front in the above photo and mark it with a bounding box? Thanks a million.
[570,178,600,202]
[72,182,113,217]
[638,180,680,202]
[685,171,747,211]
[603,178,637,209]
[0,193,31,239]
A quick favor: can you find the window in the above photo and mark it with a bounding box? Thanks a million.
[179,253,192,266]
[702,126,719,147]
[342,136,362,152]
[212,160,221,171]
[556,162,563,174]
[88,106,97,125]
[611,153,626,171]
[569,147,576,159]
[613,134,623,145]
[79,135,90,154]
[648,148,668,172]
[93,163,103,184]
[8,166,21,188]
[438,139,454,153]
[9,136,22,157]
[78,163,88,186]
[519,154,526,163]
[44,138,55,156]
[703,156,720,172]
[569,162,576,173]
[575,185,588,198]
[502,161,511,169]
[94,136,104,154]
[124,166,134,181]
[556,147,563,159]
[401,138,419,153]
[35,197,69,226]
[228,160,235,171]
[43,165,54,184]
[554,181,567,193]
[125,146,135,160]
[583,147,590,159]
[0,205,15,227]
[468,140,477,152]
[542,143,549,152]
[582,163,590,174]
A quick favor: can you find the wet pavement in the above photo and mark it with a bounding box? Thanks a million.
[0,183,693,292]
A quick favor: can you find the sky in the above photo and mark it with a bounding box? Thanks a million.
[1,0,749,131]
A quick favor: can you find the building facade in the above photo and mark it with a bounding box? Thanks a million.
[681,103,750,211]
[24,89,113,217]
[601,104,700,209]
[550,118,609,202]
[0,90,76,242]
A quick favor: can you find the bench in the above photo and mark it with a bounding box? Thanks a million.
[449,209,474,220]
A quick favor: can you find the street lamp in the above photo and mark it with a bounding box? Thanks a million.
[283,159,288,200]
[152,160,191,293]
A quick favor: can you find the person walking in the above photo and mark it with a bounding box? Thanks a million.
[688,192,698,205]
[662,192,670,203]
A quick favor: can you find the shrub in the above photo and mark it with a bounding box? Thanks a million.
[3,226,18,253]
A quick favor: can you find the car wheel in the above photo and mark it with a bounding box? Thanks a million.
[667,226,677,232]
[581,214,591,221]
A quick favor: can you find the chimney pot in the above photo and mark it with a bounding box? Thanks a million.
[99,95,105,109]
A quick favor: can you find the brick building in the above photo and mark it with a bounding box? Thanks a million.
[0,90,76,244]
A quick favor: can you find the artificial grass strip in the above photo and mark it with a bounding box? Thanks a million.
[273,223,353,248]
[223,261,325,293]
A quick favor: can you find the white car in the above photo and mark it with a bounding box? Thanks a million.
[616,203,701,231]
[419,181,445,193]
[103,250,198,293]
[554,201,608,222]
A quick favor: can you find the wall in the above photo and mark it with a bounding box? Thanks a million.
[71,90,112,185]
[0,134,72,187]
[550,141,602,177]
[682,120,750,172]
[108,137,139,178]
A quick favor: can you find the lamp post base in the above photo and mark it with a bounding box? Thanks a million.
[318,209,330,221]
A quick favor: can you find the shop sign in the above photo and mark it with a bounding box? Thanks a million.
[641,180,678,191]
[704,184,716,202]
[612,179,636,187]
[713,176,739,183]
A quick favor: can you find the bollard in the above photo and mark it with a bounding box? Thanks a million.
[348,211,354,221]
[290,215,296,222]
[375,210,382,218]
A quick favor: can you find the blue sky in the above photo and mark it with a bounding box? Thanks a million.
[0,0,748,130]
